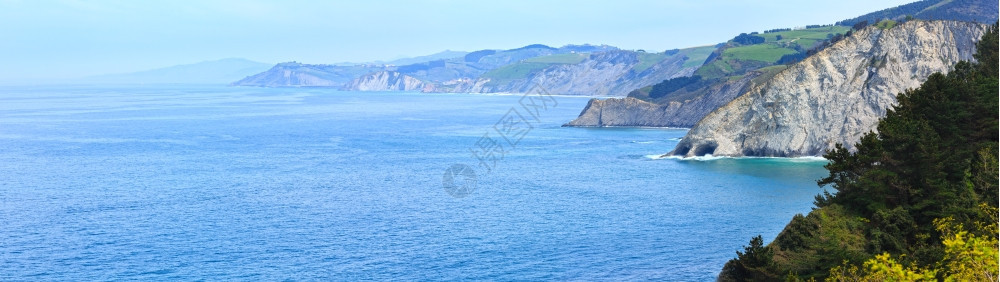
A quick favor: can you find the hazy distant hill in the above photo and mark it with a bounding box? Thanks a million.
[440,46,715,96]
[233,62,385,88]
[382,50,469,66]
[233,44,622,90]
[87,58,272,84]
[328,50,470,67]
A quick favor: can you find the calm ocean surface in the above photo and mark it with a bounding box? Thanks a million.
[0,85,828,280]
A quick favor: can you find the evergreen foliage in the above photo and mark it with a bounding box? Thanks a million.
[851,21,869,31]
[720,23,999,281]
[648,75,702,99]
[719,235,779,282]
[837,0,998,27]
[733,33,766,45]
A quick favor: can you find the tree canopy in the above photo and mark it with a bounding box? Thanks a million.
[719,23,998,281]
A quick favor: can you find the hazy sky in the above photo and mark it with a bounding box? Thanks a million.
[0,0,914,81]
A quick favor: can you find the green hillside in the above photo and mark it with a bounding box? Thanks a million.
[482,53,590,82]
[633,45,717,73]
[481,62,554,82]
[764,26,849,49]
[721,44,798,63]
[482,46,715,83]
[696,25,849,79]
[633,52,671,73]
[634,25,851,105]
[873,19,898,29]
[679,45,718,69]
[522,53,588,64]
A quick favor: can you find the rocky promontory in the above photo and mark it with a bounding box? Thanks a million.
[451,50,697,97]
[670,21,988,157]
[564,72,759,127]
[345,71,430,91]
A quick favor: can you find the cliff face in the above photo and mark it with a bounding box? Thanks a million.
[346,71,429,91]
[563,97,673,127]
[564,72,758,127]
[671,21,987,157]
[241,45,620,91]
[233,45,696,96]
[452,50,695,97]
[231,62,381,87]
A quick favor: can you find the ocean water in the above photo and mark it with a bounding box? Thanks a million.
[0,85,829,280]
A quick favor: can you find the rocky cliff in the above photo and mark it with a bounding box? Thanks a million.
[564,71,759,127]
[670,21,987,157]
[450,50,697,97]
[231,62,383,87]
[345,71,429,91]
[238,44,620,90]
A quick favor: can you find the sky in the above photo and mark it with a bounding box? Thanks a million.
[0,0,915,81]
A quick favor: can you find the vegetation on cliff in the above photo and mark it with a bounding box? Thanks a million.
[836,0,999,27]
[719,23,998,281]
[632,25,849,105]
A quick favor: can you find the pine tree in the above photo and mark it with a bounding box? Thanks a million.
[724,23,999,280]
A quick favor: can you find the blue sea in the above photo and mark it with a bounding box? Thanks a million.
[0,85,829,280]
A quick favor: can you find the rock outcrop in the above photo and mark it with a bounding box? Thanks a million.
[563,97,669,127]
[564,71,759,127]
[238,44,621,91]
[670,21,987,157]
[346,71,429,91]
[451,50,696,97]
[231,62,382,87]
[236,45,703,97]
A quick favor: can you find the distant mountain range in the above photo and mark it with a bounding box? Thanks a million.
[81,51,475,85]
[229,1,999,98]
[86,58,273,84]
[232,44,710,97]
[233,44,622,89]
[325,50,470,67]
[377,50,471,66]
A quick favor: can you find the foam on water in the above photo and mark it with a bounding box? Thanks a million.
[659,154,829,162]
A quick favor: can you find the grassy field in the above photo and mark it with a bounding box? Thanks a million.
[640,25,851,102]
[719,25,850,64]
[522,53,588,64]
[679,45,718,69]
[758,25,850,49]
[481,62,552,81]
[759,26,850,43]
[874,20,897,29]
[632,52,670,73]
[632,45,717,73]
[484,53,588,81]
[722,44,798,63]
[695,58,737,78]
[486,47,715,82]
